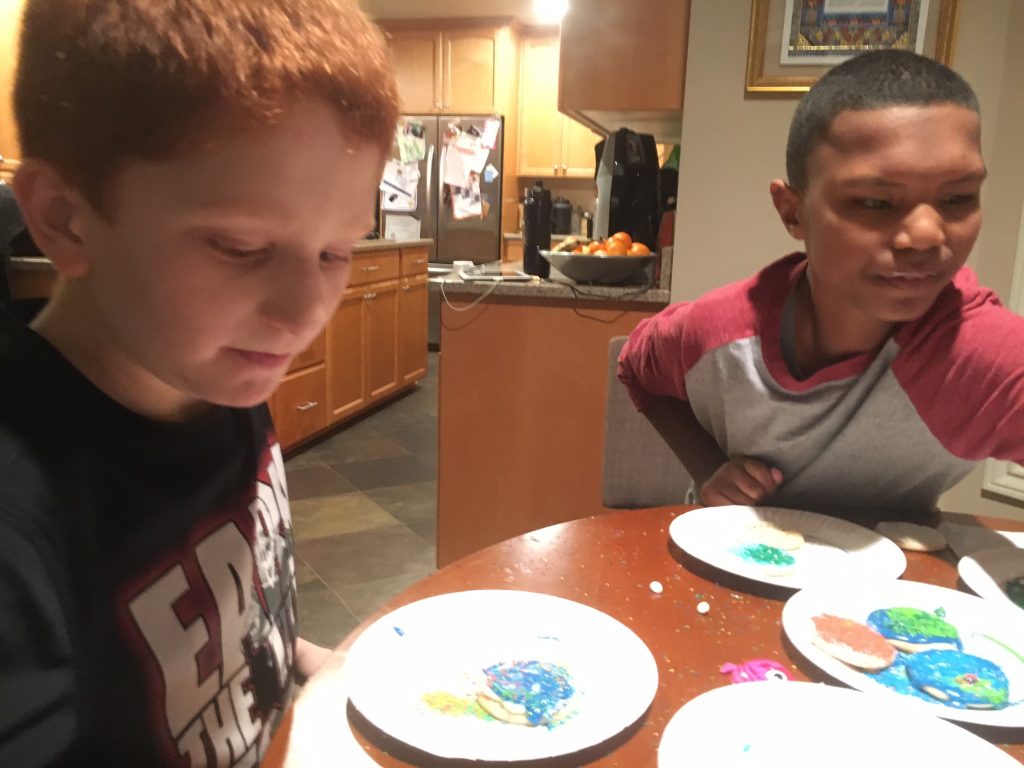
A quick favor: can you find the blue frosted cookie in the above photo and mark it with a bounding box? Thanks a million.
[904,650,1010,710]
[866,607,961,653]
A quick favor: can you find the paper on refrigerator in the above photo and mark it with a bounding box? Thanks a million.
[380,159,418,211]
[384,214,422,241]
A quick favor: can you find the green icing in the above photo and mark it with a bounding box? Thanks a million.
[738,544,795,567]
[1004,576,1024,610]
[956,675,1009,707]
[883,608,959,641]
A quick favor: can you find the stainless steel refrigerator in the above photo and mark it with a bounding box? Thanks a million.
[378,115,503,265]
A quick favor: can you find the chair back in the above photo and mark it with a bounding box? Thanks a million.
[602,336,691,508]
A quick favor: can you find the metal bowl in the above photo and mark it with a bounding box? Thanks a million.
[540,250,657,285]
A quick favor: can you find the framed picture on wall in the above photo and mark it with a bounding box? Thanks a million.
[745,0,961,95]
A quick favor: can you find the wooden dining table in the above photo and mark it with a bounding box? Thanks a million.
[264,505,1024,767]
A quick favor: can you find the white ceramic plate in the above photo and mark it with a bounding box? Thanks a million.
[657,681,1021,767]
[959,546,1024,611]
[344,590,659,761]
[668,505,906,589]
[782,579,1024,727]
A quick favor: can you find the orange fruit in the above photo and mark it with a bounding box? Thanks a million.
[586,240,603,254]
[628,242,651,256]
[610,231,633,248]
[606,240,628,256]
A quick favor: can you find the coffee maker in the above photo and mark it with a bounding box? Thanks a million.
[522,181,552,278]
[593,128,660,247]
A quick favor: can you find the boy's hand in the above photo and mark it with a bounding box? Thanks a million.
[699,458,783,506]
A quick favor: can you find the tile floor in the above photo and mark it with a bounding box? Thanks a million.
[287,353,438,649]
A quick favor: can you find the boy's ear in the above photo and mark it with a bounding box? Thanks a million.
[769,179,805,241]
[11,159,93,278]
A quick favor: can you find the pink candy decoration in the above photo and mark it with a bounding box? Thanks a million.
[719,658,793,684]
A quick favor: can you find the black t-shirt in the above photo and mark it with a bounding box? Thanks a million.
[0,309,298,766]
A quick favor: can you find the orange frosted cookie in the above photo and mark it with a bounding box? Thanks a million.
[811,614,897,671]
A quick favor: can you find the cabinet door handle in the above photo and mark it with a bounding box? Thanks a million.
[362,264,381,273]
[561,164,567,174]
[403,284,410,292]
[413,258,427,264]
[553,164,558,174]
[363,293,371,300]
[296,400,318,412]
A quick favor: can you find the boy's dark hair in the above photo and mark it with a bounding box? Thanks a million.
[14,0,399,217]
[786,49,979,189]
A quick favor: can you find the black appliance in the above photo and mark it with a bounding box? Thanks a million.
[551,196,572,235]
[593,128,660,247]
[522,181,552,278]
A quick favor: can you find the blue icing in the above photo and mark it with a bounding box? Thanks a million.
[866,654,938,704]
[483,660,575,727]
[867,651,1011,710]
[905,650,1010,709]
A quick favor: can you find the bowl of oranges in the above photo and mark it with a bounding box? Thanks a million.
[540,232,656,285]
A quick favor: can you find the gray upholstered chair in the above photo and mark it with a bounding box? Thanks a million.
[603,336,691,508]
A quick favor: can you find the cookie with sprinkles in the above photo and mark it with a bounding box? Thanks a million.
[811,614,897,671]
[904,649,1011,710]
[866,607,962,653]
[476,660,576,728]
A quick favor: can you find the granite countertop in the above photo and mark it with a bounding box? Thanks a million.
[503,232,584,241]
[429,263,669,305]
[6,238,435,270]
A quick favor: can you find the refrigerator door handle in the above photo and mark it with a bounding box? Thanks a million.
[425,143,435,222]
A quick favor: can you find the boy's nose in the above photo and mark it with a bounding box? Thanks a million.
[260,259,333,337]
[892,203,946,251]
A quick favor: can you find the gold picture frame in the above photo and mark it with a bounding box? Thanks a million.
[745,0,961,95]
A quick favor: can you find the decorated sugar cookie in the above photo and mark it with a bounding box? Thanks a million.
[867,607,962,653]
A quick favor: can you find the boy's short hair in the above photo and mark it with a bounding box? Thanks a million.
[786,49,979,189]
[15,0,399,216]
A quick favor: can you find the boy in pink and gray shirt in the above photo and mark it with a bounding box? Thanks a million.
[619,50,1024,523]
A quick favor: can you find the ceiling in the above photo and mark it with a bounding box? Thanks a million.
[358,0,561,26]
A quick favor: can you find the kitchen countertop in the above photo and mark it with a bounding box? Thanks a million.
[429,269,669,305]
[5,238,435,271]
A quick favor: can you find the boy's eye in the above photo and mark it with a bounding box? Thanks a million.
[858,198,892,211]
[320,251,352,265]
[942,194,978,207]
[208,238,274,260]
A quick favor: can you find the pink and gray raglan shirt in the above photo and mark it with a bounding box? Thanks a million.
[618,253,1024,521]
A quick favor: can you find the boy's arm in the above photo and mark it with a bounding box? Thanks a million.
[294,637,332,683]
[642,396,783,505]
[0,519,78,767]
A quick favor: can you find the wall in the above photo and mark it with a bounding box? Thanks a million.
[671,1,1024,520]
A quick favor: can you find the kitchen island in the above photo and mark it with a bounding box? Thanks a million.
[431,272,670,565]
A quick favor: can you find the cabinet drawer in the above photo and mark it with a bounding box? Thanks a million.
[272,363,327,449]
[286,330,326,373]
[349,250,400,286]
[400,247,429,276]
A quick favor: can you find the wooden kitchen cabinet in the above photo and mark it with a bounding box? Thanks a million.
[518,34,602,178]
[269,330,328,449]
[398,246,429,385]
[365,279,400,402]
[270,363,328,450]
[387,27,497,114]
[326,286,367,424]
[399,273,428,385]
[388,30,441,113]
[558,0,690,143]
[326,278,400,424]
